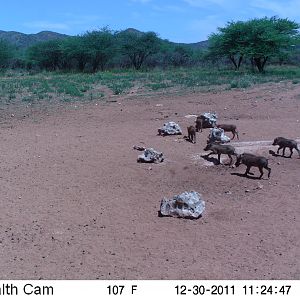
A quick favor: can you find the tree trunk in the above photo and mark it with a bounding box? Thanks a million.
[237,55,243,69]
[254,56,268,73]
[262,56,268,70]
[229,55,238,70]
[250,57,255,71]
[254,57,263,72]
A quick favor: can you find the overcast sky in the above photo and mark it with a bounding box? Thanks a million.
[1,0,300,43]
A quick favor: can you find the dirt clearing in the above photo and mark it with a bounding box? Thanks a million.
[0,82,299,279]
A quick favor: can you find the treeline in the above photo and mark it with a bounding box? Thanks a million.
[1,17,300,73]
[0,28,208,72]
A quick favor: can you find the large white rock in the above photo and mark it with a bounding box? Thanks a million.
[137,148,164,163]
[158,121,182,136]
[160,191,205,219]
[208,127,230,143]
[198,112,218,128]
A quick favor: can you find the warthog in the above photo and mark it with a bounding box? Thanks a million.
[195,116,214,132]
[203,143,237,165]
[235,153,271,179]
[217,124,239,140]
[187,125,196,144]
[272,137,300,158]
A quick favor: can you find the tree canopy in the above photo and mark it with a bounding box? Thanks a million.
[118,31,161,70]
[82,28,116,71]
[208,17,300,72]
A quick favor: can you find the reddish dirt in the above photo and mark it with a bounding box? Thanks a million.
[0,82,299,280]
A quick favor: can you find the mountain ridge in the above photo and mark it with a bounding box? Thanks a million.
[0,29,208,50]
[0,30,69,49]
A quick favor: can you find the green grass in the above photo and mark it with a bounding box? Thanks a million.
[1,65,300,104]
[146,82,172,90]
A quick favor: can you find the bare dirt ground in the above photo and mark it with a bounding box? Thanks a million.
[0,81,299,280]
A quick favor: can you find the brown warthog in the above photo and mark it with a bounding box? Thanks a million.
[235,153,271,179]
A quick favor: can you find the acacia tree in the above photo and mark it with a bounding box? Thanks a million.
[244,17,299,72]
[208,21,246,70]
[27,40,63,70]
[83,28,116,72]
[208,17,300,72]
[169,45,193,67]
[118,31,160,70]
[60,36,90,71]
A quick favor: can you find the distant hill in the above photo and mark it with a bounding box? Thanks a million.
[120,28,209,50]
[0,28,209,50]
[0,30,69,49]
[176,40,209,50]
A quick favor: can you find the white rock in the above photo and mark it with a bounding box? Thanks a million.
[137,148,164,163]
[160,191,205,219]
[197,112,218,128]
[158,121,182,136]
[257,183,263,189]
[207,127,230,143]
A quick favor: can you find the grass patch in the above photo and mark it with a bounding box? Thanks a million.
[108,80,134,95]
[147,82,172,90]
[1,66,300,105]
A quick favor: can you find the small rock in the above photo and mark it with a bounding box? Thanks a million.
[277,162,281,165]
[257,183,263,189]
[137,148,164,163]
[184,114,198,119]
[133,145,145,151]
[225,191,232,195]
[245,189,250,193]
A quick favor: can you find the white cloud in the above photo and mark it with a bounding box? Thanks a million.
[250,0,300,19]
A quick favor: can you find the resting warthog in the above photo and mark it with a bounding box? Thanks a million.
[203,143,237,165]
[235,153,271,179]
[187,125,196,144]
[217,124,239,140]
[272,137,300,158]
